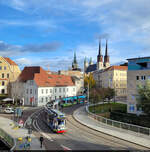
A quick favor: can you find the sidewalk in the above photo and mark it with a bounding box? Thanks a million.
[73,106,150,149]
[0,116,45,150]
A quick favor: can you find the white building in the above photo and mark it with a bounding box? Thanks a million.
[11,66,77,106]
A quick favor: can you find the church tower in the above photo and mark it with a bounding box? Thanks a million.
[72,51,78,70]
[84,57,89,73]
[104,39,110,68]
[89,57,93,65]
[97,39,103,70]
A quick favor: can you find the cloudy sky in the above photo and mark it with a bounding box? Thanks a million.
[0,0,150,71]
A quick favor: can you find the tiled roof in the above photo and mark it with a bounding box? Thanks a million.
[4,57,17,66]
[85,64,97,73]
[105,66,127,71]
[19,66,75,87]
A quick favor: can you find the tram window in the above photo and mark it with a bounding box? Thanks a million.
[58,119,64,125]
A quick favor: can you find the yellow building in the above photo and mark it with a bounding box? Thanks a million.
[93,66,127,99]
[0,57,21,94]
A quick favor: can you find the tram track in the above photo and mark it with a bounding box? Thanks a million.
[66,115,149,150]
[30,105,149,150]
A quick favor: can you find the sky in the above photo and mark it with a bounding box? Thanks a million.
[0,0,150,71]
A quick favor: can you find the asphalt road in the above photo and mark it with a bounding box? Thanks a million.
[34,104,149,151]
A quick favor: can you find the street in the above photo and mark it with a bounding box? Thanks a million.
[31,104,148,150]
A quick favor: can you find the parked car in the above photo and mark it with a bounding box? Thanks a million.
[4,108,14,114]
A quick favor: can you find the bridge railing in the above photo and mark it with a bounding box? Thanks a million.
[0,127,16,150]
[86,104,150,136]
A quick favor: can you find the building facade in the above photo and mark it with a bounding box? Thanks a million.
[11,66,77,106]
[127,57,150,114]
[93,66,127,98]
[0,57,21,94]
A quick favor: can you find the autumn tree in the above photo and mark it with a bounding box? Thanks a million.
[84,73,96,89]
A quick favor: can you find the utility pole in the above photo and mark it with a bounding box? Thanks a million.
[88,82,89,104]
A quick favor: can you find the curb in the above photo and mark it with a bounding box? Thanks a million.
[73,106,150,149]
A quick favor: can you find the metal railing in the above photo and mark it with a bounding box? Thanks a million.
[0,127,16,150]
[86,104,150,136]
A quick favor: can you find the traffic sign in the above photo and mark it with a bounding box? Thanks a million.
[19,119,24,127]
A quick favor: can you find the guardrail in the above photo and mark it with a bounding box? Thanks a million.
[0,127,16,150]
[86,104,150,136]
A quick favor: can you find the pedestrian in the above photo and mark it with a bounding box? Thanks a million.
[39,136,44,148]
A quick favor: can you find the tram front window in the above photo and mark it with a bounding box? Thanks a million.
[58,119,65,125]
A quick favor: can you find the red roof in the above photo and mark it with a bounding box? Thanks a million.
[19,66,74,87]
[104,66,127,72]
[4,57,17,66]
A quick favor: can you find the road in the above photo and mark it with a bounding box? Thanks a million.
[33,104,149,151]
[0,105,149,150]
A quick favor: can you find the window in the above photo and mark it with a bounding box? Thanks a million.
[26,89,28,94]
[41,98,43,103]
[63,88,65,92]
[7,74,9,78]
[59,88,61,93]
[73,88,75,92]
[42,89,44,94]
[50,89,52,93]
[141,76,146,80]
[2,81,5,86]
[46,89,48,94]
[67,88,68,92]
[2,73,4,78]
[4,66,6,70]
[46,97,48,102]
[136,76,139,80]
[129,104,135,112]
[55,88,57,93]
[0,66,2,70]
[30,89,32,94]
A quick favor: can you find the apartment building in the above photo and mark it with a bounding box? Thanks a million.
[11,66,77,106]
[0,56,21,94]
[58,70,84,95]
[127,57,150,114]
[93,66,127,98]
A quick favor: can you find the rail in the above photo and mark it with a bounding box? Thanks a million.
[86,104,150,136]
[0,127,16,151]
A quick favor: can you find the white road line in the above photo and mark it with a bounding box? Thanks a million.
[61,144,72,150]
[41,132,53,141]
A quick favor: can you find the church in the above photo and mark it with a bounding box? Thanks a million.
[84,39,110,74]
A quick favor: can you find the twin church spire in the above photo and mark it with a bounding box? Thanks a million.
[97,39,110,70]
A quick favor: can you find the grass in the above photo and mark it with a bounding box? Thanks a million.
[89,102,127,114]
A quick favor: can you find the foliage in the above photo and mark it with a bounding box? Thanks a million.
[89,87,115,103]
[89,103,127,114]
[84,73,96,89]
[136,80,150,115]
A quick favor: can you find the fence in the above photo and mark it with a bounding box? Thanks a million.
[0,127,15,150]
[86,104,150,136]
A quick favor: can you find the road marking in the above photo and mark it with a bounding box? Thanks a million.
[41,132,53,141]
[61,144,72,150]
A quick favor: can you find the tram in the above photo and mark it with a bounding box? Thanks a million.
[44,107,66,133]
[61,95,86,106]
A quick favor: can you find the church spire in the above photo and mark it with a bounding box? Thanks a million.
[97,39,103,63]
[99,39,102,56]
[105,39,108,56]
[104,39,110,67]
[74,51,77,64]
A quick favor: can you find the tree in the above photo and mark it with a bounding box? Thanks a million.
[136,80,150,116]
[105,88,115,102]
[84,73,96,89]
